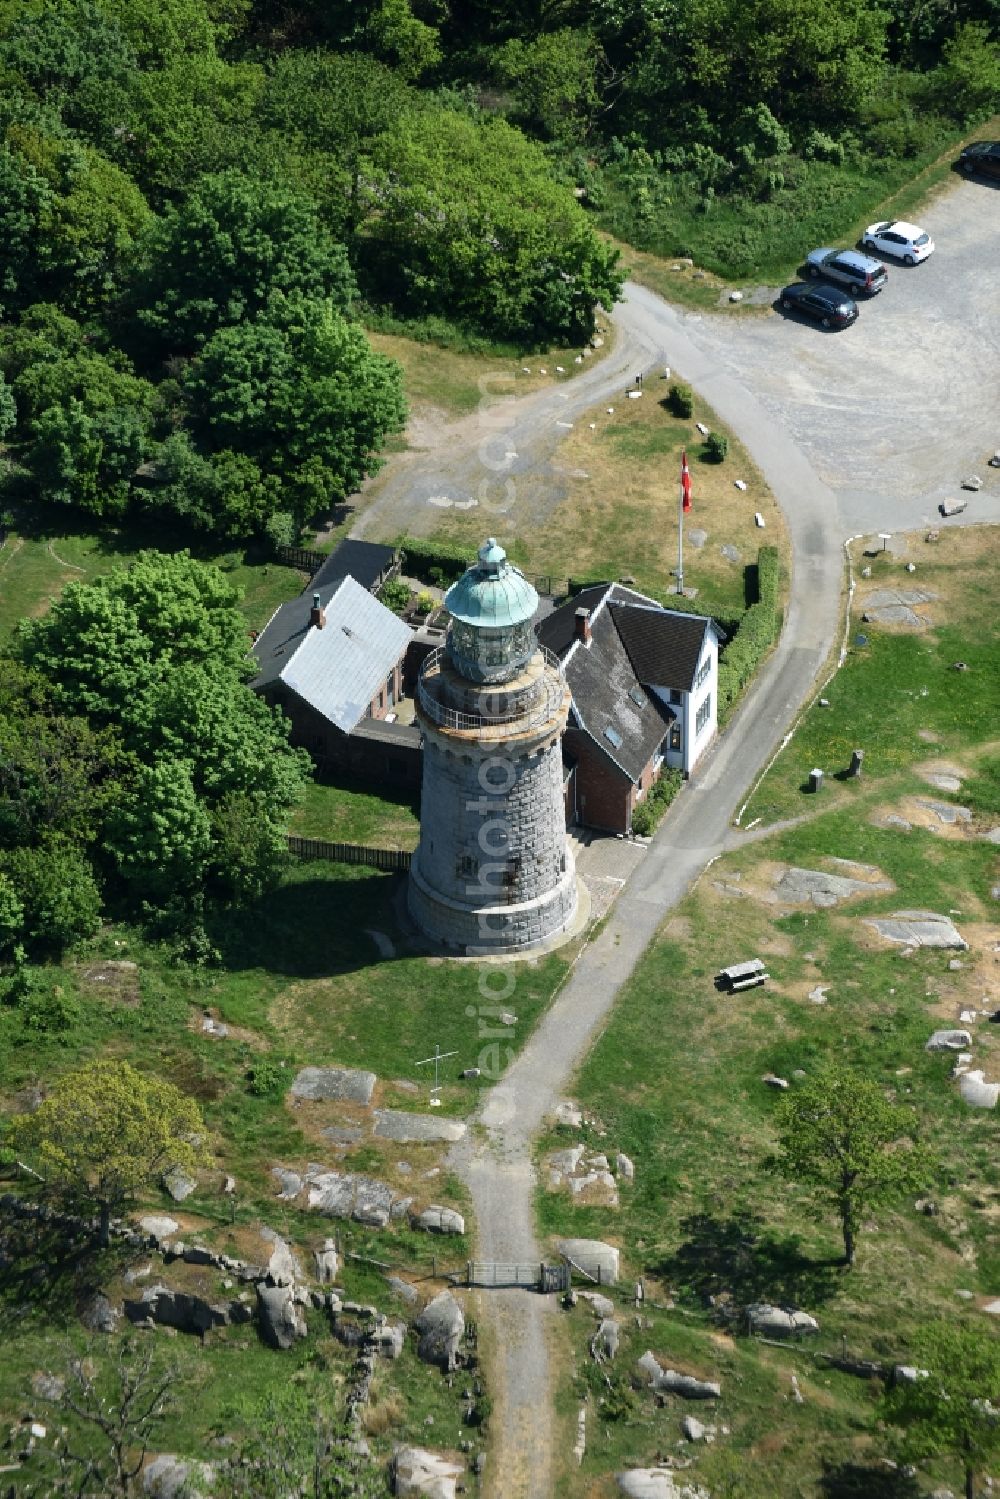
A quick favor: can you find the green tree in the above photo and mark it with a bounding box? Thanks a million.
[30,397,149,516]
[129,170,356,354]
[106,759,214,900]
[937,22,1000,121]
[9,1059,210,1245]
[880,1321,1000,1499]
[146,433,280,539]
[366,0,441,79]
[0,841,102,955]
[0,370,15,440]
[16,550,254,721]
[184,297,406,515]
[364,105,623,342]
[0,871,25,958]
[774,1067,930,1266]
[493,27,603,142]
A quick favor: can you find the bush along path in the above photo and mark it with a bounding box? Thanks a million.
[447,283,848,1499]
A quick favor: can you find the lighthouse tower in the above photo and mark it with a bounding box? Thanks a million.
[408,538,578,955]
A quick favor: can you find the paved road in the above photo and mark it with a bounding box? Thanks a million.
[357,175,1000,1497]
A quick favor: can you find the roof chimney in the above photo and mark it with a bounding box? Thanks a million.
[309,592,326,630]
[574,607,592,645]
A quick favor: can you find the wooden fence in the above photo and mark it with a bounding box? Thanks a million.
[274,544,327,574]
[286,836,412,872]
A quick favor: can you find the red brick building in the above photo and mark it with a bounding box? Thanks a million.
[537,584,723,835]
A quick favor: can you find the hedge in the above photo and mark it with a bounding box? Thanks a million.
[396,536,472,585]
[717,545,780,717]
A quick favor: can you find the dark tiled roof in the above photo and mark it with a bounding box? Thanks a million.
[311,538,397,593]
[561,605,674,782]
[610,602,712,693]
[536,584,609,657]
[538,583,719,784]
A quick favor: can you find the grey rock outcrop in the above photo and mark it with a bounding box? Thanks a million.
[579,1291,616,1319]
[273,1163,410,1227]
[139,1214,179,1244]
[257,1283,308,1350]
[143,1455,215,1497]
[414,1291,465,1370]
[746,1304,819,1336]
[80,1291,120,1334]
[313,1239,339,1283]
[163,1169,197,1203]
[373,1110,466,1144]
[413,1206,465,1235]
[261,1229,302,1286]
[637,1351,720,1399]
[867,911,968,950]
[959,1070,999,1109]
[775,864,891,907]
[557,1238,620,1285]
[926,1029,973,1052]
[592,1318,620,1359]
[393,1445,463,1497]
[289,1065,376,1104]
[617,1472,711,1498]
[125,1285,248,1336]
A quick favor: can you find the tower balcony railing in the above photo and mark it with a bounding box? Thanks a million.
[417,645,566,736]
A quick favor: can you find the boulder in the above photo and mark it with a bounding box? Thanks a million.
[958,1071,999,1109]
[374,1320,406,1360]
[637,1351,720,1399]
[261,1229,302,1286]
[617,1472,710,1498]
[143,1455,215,1498]
[313,1239,339,1284]
[593,1318,620,1359]
[578,1291,616,1319]
[271,1167,302,1200]
[289,1066,376,1105]
[139,1214,179,1244]
[413,1206,465,1236]
[682,1416,706,1442]
[746,1304,819,1337]
[553,1100,583,1128]
[547,1145,586,1182]
[393,1445,463,1498]
[616,1152,635,1182]
[256,1283,308,1350]
[80,1291,120,1334]
[291,1164,404,1225]
[414,1291,465,1370]
[926,1029,973,1052]
[386,1275,420,1307]
[162,1169,196,1203]
[569,1171,619,1204]
[557,1238,620,1286]
[125,1286,231,1336]
[373,1110,466,1144]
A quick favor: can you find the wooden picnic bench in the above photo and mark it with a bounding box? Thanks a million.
[716,959,770,992]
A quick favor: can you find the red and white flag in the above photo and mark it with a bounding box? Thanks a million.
[681,450,692,513]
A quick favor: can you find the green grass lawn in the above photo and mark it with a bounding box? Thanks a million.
[545,798,1000,1495]
[740,531,1000,827]
[289,774,421,850]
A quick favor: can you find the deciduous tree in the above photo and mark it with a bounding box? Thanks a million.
[774,1067,930,1266]
[10,1060,210,1243]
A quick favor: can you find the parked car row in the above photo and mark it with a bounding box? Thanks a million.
[958,140,1000,179]
[781,217,936,330]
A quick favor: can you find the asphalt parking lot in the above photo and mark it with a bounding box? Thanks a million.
[675,173,1000,536]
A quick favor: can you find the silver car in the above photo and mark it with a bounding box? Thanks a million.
[805,247,888,296]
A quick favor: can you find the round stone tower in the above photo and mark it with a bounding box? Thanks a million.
[408,538,578,955]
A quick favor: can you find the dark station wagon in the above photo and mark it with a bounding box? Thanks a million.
[780,283,859,329]
[958,140,1000,180]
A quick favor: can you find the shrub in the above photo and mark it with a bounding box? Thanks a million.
[247,1060,284,1097]
[398,536,470,584]
[667,382,694,418]
[705,431,728,463]
[802,129,845,165]
[717,546,781,717]
[1,843,101,956]
[631,768,682,836]
[18,984,80,1037]
[380,578,411,614]
[415,592,436,616]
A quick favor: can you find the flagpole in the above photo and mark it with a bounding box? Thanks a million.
[677,468,685,596]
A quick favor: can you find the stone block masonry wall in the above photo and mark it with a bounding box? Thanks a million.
[416,731,569,908]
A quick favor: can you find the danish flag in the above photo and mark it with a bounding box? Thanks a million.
[681,450,692,513]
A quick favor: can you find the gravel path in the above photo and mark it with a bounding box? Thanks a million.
[361,175,1000,1497]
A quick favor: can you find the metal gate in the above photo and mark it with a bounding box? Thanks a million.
[467,1261,570,1292]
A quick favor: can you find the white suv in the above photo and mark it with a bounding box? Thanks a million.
[861,220,935,264]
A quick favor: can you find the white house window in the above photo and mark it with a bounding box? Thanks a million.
[694,656,711,690]
[696,694,712,735]
[668,723,682,752]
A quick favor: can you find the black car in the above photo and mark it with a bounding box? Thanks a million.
[780,283,858,329]
[958,141,1000,179]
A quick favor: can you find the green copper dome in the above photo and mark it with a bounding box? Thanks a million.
[444,538,538,628]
